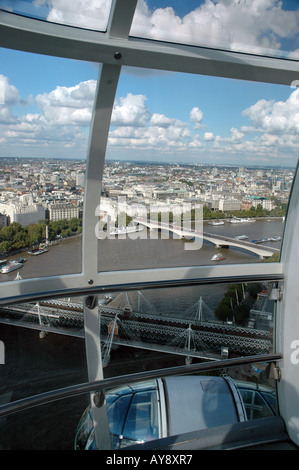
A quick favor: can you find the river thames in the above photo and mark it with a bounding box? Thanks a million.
[0,217,284,281]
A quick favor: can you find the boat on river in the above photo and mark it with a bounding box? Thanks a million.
[109,225,144,236]
[1,261,23,273]
[230,217,256,224]
[252,235,282,244]
[211,253,226,261]
[269,236,281,241]
[28,248,49,256]
[208,221,224,226]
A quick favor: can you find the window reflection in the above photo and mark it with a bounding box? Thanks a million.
[238,384,277,420]
[0,282,277,366]
[98,282,276,365]
[0,287,279,449]
[121,390,158,445]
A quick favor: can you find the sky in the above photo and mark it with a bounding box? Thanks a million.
[0,0,299,168]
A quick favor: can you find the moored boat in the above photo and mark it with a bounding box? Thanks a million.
[211,253,226,261]
[109,225,144,236]
[269,236,281,241]
[28,248,49,256]
[252,235,282,244]
[230,217,256,223]
[1,262,23,273]
[208,221,224,226]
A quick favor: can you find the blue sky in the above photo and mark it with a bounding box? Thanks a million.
[0,0,299,167]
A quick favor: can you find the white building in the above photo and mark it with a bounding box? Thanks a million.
[0,202,46,226]
[48,203,80,221]
[219,198,242,212]
[76,173,85,187]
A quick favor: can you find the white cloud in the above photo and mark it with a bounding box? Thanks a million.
[36,80,96,126]
[35,0,112,30]
[203,132,214,141]
[109,120,190,150]
[111,93,150,127]
[0,75,22,124]
[188,137,203,148]
[230,127,244,142]
[131,0,299,56]
[1,69,299,164]
[1,75,193,155]
[150,113,187,129]
[0,76,95,156]
[190,107,204,129]
[242,88,299,135]
[0,75,20,105]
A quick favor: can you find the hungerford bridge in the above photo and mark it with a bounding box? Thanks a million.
[134,218,279,259]
[0,291,273,366]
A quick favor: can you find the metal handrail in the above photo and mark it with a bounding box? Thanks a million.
[0,273,283,307]
[0,353,282,418]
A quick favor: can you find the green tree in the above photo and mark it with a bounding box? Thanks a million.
[0,240,12,254]
[0,223,23,242]
[12,230,28,250]
[203,205,212,220]
[27,223,44,245]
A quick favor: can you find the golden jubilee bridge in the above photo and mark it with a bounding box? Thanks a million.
[0,292,273,367]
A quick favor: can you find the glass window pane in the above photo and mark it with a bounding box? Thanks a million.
[0,0,113,32]
[131,0,299,61]
[98,67,295,272]
[107,394,132,437]
[0,48,99,280]
[99,281,277,364]
[0,289,278,449]
[238,385,277,420]
[122,390,158,444]
[253,392,273,417]
[0,299,89,449]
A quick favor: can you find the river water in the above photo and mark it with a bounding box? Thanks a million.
[0,217,284,449]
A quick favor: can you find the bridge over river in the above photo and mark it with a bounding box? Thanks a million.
[0,293,273,366]
[134,218,279,259]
